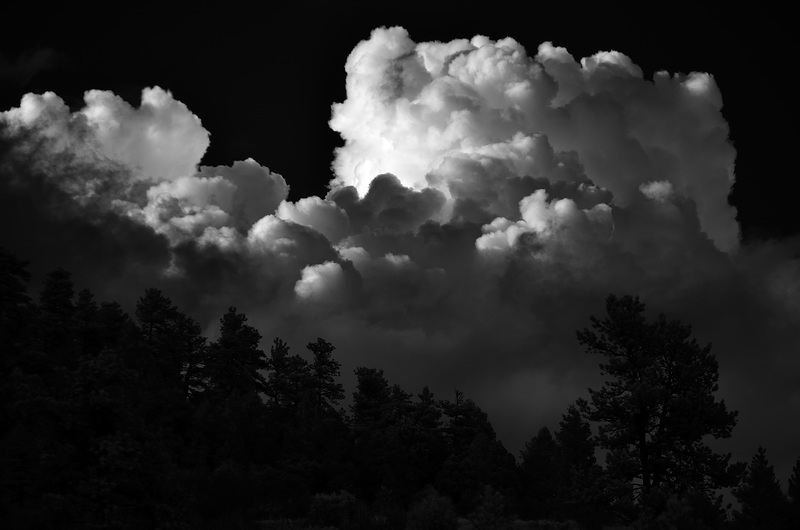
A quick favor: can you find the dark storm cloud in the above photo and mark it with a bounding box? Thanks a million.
[0,121,172,306]
[1,27,799,486]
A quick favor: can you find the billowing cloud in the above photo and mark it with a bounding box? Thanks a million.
[330,27,737,252]
[277,196,350,243]
[1,27,799,485]
[329,173,447,234]
[3,87,209,182]
[196,159,289,229]
[295,261,345,300]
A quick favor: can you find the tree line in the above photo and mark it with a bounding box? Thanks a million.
[1,249,798,529]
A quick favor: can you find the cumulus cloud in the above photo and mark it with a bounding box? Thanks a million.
[2,26,799,483]
[81,87,209,180]
[328,173,447,234]
[295,261,345,300]
[2,87,209,182]
[277,196,350,243]
[330,27,737,251]
[196,159,289,229]
[475,189,612,252]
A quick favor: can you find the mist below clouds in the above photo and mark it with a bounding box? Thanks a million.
[1,27,799,483]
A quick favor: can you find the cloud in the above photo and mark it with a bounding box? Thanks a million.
[295,261,345,300]
[475,189,612,252]
[2,26,799,485]
[330,26,737,252]
[196,159,289,229]
[81,87,209,181]
[277,196,349,243]
[2,87,209,183]
[639,180,674,202]
[328,173,447,234]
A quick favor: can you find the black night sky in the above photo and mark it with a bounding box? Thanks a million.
[1,3,799,527]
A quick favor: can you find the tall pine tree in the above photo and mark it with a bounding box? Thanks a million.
[204,307,267,398]
[577,294,742,524]
[307,338,344,413]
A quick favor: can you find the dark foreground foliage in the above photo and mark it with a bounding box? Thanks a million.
[1,251,796,529]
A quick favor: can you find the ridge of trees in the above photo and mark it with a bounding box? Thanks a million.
[0,250,797,529]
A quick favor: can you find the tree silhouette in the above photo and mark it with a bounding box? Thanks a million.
[2,254,776,528]
[577,294,742,524]
[307,337,345,413]
[135,288,182,384]
[554,402,609,528]
[350,367,396,499]
[519,426,559,520]
[437,390,517,513]
[204,307,267,397]
[265,337,311,411]
[732,446,789,529]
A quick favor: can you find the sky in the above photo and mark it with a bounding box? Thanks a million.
[1,3,798,486]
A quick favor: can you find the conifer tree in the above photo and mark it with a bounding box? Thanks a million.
[307,337,345,412]
[204,307,267,397]
[134,288,182,382]
[174,312,207,398]
[732,447,789,529]
[577,294,742,523]
[265,337,311,410]
[554,402,609,528]
[519,426,559,520]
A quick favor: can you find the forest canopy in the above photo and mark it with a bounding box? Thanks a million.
[1,249,797,529]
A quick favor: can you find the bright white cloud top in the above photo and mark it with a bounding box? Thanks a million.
[330,27,737,252]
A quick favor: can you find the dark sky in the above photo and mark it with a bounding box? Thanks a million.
[2,2,799,488]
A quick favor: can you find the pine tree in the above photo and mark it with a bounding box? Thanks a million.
[732,447,789,529]
[265,337,311,410]
[404,387,447,497]
[174,312,207,398]
[577,294,742,523]
[351,367,393,429]
[134,288,182,382]
[307,337,344,412]
[135,288,178,347]
[437,391,516,514]
[519,426,559,520]
[556,402,596,472]
[350,367,395,499]
[204,307,267,397]
[554,402,609,528]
